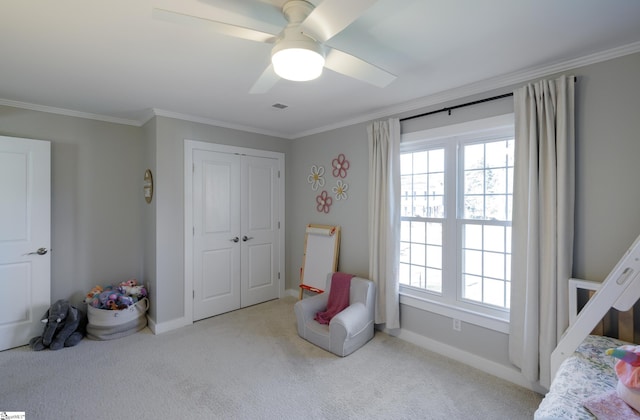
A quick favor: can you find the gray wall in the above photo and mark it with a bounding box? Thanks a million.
[2,50,638,372]
[0,107,143,305]
[289,51,640,368]
[572,53,640,280]
[148,116,290,324]
[141,119,157,319]
[288,122,371,285]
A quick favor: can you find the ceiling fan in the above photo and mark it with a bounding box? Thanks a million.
[153,0,397,93]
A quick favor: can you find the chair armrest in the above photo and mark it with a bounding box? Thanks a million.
[294,293,328,335]
[330,302,371,339]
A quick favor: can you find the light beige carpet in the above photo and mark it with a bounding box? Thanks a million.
[0,296,541,419]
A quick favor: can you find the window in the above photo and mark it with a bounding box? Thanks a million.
[399,115,514,327]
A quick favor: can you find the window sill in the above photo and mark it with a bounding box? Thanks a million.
[399,292,510,334]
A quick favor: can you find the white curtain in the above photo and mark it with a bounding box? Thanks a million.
[367,118,401,329]
[509,75,575,388]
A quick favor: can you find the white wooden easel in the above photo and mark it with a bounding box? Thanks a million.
[299,224,340,299]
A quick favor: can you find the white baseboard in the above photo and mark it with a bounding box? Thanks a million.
[147,315,191,335]
[387,327,547,394]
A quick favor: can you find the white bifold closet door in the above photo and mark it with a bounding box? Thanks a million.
[192,148,280,321]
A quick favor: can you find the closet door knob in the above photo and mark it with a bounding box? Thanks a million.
[242,236,253,242]
[230,237,239,243]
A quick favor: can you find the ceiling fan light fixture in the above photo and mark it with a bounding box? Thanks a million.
[271,36,325,82]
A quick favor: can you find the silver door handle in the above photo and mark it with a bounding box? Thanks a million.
[230,237,239,243]
[26,247,48,256]
[242,236,253,242]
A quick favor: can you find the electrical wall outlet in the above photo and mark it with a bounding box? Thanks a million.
[453,318,462,331]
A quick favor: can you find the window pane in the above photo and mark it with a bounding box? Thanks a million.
[464,170,484,194]
[401,175,413,217]
[426,222,442,245]
[426,268,442,293]
[411,221,426,243]
[485,141,507,168]
[429,149,444,172]
[483,278,505,307]
[401,154,413,175]
[429,172,444,196]
[401,221,411,242]
[483,225,504,252]
[486,195,506,220]
[464,224,482,249]
[413,151,429,173]
[464,275,482,302]
[428,195,444,218]
[399,263,410,285]
[486,168,506,194]
[400,242,411,264]
[465,143,484,170]
[413,174,428,197]
[410,265,426,288]
[483,252,504,279]
[506,139,515,166]
[463,249,482,276]
[426,245,442,269]
[464,196,484,219]
[411,243,425,266]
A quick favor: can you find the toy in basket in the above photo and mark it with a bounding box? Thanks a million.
[84,279,149,340]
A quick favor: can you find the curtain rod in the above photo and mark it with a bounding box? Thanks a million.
[400,92,513,122]
[401,77,577,123]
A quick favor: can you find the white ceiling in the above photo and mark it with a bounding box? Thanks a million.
[2,0,640,139]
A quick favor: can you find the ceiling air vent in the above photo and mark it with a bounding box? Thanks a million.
[272,103,288,110]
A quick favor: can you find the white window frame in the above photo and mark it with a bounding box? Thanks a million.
[400,114,514,333]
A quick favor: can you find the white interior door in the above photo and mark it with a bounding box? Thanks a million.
[241,155,280,307]
[192,150,241,320]
[0,136,51,350]
[189,143,283,321]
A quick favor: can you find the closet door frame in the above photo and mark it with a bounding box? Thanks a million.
[184,140,285,324]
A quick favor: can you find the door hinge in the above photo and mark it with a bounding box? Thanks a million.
[193,226,195,236]
[278,221,280,229]
[278,272,280,279]
[193,290,195,300]
[278,170,280,178]
[193,163,195,173]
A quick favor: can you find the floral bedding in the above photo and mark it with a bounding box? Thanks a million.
[535,335,628,420]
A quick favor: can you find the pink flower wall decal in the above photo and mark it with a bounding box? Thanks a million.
[316,190,333,213]
[332,153,350,178]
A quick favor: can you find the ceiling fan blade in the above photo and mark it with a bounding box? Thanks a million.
[302,0,377,42]
[324,48,396,88]
[249,64,280,94]
[153,7,277,44]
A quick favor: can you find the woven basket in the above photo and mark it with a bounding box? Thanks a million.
[86,297,148,340]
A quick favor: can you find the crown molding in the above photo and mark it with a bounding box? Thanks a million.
[0,98,142,127]
[150,109,291,139]
[293,40,640,139]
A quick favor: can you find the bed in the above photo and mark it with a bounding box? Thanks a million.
[535,234,640,419]
[535,335,631,419]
